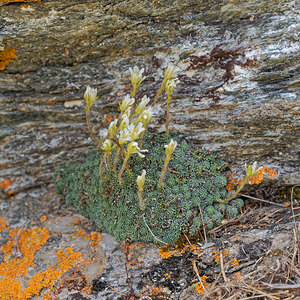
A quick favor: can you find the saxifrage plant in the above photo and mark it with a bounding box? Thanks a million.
[55,63,273,245]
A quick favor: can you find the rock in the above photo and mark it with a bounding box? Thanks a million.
[0,2,299,187]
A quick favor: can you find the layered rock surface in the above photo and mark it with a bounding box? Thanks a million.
[0,0,299,193]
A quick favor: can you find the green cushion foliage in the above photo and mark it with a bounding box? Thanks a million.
[55,131,243,244]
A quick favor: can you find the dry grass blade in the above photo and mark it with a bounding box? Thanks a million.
[191,259,207,296]
[239,193,288,208]
[198,205,207,244]
[220,251,228,284]
[142,214,167,245]
[261,282,300,290]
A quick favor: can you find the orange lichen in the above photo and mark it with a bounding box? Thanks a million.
[231,258,239,268]
[138,285,166,298]
[0,219,91,300]
[0,0,41,4]
[85,231,102,247]
[105,114,118,123]
[69,229,86,239]
[40,215,47,222]
[226,166,278,191]
[248,166,278,185]
[148,287,163,296]
[0,178,12,189]
[158,243,201,259]
[164,272,173,280]
[0,227,50,278]
[0,248,89,299]
[0,277,23,299]
[0,178,13,196]
[234,271,242,281]
[73,218,84,224]
[69,224,101,248]
[0,47,17,70]
[212,249,229,263]
[0,218,6,233]
[226,170,242,192]
[195,275,210,295]
[120,242,146,269]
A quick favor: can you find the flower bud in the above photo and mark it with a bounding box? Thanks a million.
[137,108,153,126]
[120,95,134,112]
[108,119,118,138]
[165,139,177,159]
[130,122,145,141]
[164,63,178,82]
[136,170,146,192]
[101,139,113,154]
[129,66,146,90]
[165,78,179,95]
[84,86,97,111]
[135,95,150,114]
[127,142,148,158]
[246,161,263,178]
[120,114,130,131]
[118,128,131,144]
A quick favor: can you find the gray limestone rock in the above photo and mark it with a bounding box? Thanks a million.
[0,0,299,194]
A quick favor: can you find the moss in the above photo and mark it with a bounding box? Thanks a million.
[55,131,243,245]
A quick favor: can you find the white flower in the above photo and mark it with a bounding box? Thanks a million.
[118,128,131,144]
[120,95,134,112]
[135,95,150,114]
[136,169,146,191]
[137,107,153,126]
[130,122,145,141]
[164,63,178,81]
[129,66,146,89]
[165,78,179,95]
[120,114,130,131]
[127,142,148,158]
[165,139,177,159]
[246,161,263,178]
[108,119,118,137]
[101,139,113,153]
[84,86,97,110]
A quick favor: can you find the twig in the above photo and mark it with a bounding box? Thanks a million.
[239,193,288,208]
[124,241,135,297]
[184,233,196,250]
[108,285,127,296]
[256,208,284,224]
[242,282,288,299]
[290,185,300,265]
[164,197,176,207]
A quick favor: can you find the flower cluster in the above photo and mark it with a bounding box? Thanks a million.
[152,63,180,135]
[99,91,152,183]
[57,62,281,247]
[82,64,181,210]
